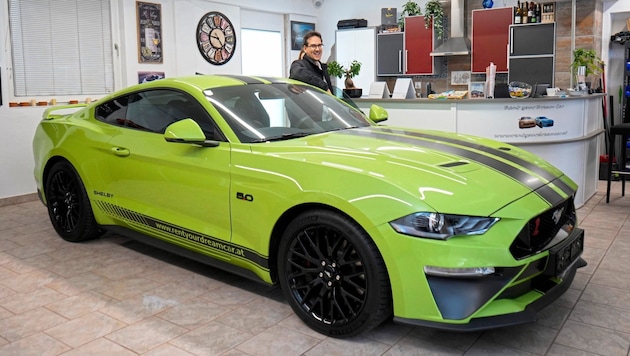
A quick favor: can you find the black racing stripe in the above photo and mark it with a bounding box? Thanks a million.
[375,127,576,198]
[217,74,267,84]
[95,201,269,270]
[342,128,566,207]
[255,76,290,84]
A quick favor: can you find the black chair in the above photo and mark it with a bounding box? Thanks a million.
[606,122,630,202]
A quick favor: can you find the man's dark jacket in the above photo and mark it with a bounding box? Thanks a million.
[289,55,333,92]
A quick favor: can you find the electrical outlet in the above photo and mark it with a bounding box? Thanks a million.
[414,81,422,89]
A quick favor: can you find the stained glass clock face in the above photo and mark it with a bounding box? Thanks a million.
[196,11,236,65]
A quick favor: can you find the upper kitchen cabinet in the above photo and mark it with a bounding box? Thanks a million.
[471,7,513,73]
[377,32,404,76]
[404,16,438,75]
[335,27,376,93]
[508,22,556,86]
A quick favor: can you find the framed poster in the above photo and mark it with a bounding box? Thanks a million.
[451,71,471,85]
[469,81,486,99]
[138,71,164,84]
[291,21,315,50]
[137,1,163,63]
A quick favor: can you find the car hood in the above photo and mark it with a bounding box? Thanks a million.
[252,126,575,216]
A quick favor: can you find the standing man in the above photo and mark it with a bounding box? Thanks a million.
[289,31,333,93]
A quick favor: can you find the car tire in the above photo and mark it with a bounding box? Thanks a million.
[277,209,392,338]
[44,161,101,242]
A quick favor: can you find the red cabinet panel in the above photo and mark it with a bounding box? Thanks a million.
[404,16,434,75]
[471,8,513,73]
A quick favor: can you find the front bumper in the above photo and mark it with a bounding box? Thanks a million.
[394,255,586,332]
[371,216,585,332]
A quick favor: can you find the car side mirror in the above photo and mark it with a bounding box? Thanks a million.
[164,118,219,147]
[369,104,388,123]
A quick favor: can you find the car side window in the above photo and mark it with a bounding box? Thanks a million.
[95,89,224,140]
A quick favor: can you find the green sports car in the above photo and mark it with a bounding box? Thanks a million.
[32,75,585,338]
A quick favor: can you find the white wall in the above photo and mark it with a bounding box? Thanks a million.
[0,0,624,200]
[0,0,316,200]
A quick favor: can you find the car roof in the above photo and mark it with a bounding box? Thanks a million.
[93,75,317,107]
[137,74,299,92]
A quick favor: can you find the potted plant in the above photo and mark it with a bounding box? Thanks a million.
[424,0,444,40]
[570,48,604,90]
[328,60,362,97]
[398,1,422,30]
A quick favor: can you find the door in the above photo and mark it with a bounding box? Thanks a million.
[471,8,513,73]
[335,27,376,92]
[404,16,433,75]
[377,32,403,76]
[95,89,233,253]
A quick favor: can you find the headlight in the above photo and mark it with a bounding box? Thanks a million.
[389,213,499,240]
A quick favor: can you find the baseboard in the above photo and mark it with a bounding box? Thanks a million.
[0,193,39,207]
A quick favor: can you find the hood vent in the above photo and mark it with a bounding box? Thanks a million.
[430,0,470,56]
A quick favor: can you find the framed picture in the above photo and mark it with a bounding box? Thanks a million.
[469,81,486,99]
[138,71,165,84]
[137,1,163,63]
[451,71,471,85]
[290,21,315,50]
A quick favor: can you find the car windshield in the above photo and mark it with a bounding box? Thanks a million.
[204,83,371,143]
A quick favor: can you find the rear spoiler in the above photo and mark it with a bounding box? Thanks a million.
[42,103,88,120]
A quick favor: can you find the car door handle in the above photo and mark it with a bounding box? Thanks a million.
[111,147,130,157]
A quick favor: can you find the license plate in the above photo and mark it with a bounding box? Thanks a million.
[547,228,584,277]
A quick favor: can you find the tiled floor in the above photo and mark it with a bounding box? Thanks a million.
[0,181,629,355]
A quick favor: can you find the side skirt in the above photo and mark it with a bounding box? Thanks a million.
[106,225,273,285]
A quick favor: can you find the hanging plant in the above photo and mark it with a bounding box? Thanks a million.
[424,0,444,40]
[398,1,422,30]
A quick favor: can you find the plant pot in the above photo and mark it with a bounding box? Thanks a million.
[343,88,362,98]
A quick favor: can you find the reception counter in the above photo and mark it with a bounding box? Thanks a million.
[354,94,605,208]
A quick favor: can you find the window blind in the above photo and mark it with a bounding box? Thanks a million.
[8,0,114,96]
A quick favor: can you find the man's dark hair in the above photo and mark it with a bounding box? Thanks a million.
[302,31,322,47]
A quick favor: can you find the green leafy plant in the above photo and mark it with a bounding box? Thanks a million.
[398,1,422,30]
[328,60,362,88]
[570,48,603,78]
[424,0,444,40]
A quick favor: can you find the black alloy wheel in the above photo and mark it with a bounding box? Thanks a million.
[278,209,391,338]
[44,161,100,242]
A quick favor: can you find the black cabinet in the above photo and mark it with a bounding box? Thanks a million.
[508,23,555,86]
[623,42,630,124]
[377,32,403,76]
[509,23,555,56]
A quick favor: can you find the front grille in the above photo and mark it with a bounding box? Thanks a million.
[509,197,576,259]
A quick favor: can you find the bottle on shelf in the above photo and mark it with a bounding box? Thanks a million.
[528,2,536,23]
[514,1,522,24]
[521,2,528,23]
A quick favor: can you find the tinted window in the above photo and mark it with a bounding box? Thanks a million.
[95,89,223,140]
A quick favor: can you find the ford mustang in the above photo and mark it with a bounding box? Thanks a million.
[32,75,585,338]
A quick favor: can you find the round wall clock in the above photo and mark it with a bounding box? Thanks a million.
[196,11,236,65]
